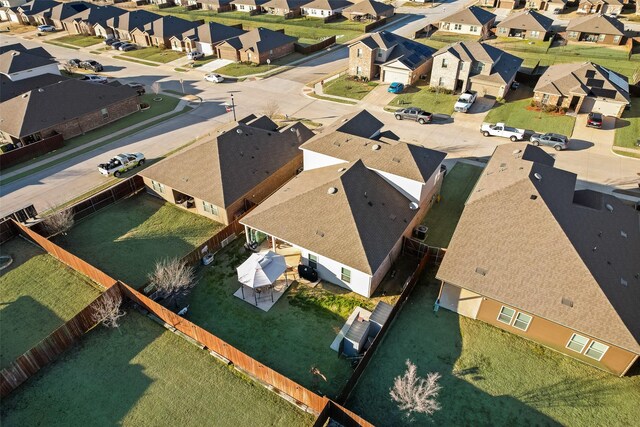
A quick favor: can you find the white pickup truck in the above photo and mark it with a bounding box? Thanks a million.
[480,122,525,141]
[454,91,477,113]
[98,153,145,177]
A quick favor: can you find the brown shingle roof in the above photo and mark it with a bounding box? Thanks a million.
[441,5,496,26]
[437,143,640,354]
[140,119,314,208]
[343,0,394,16]
[219,27,296,53]
[496,9,553,32]
[566,13,624,36]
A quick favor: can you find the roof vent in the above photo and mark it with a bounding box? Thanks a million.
[367,201,373,207]
[621,230,627,238]
[392,157,401,163]
[409,202,419,210]
[38,88,44,92]
[512,149,521,155]
[11,51,19,56]
[372,144,381,151]
[533,173,542,181]
[236,128,243,134]
[530,195,537,200]
[290,127,296,132]
[22,93,28,98]
[338,167,346,172]
[316,230,325,237]
[561,297,573,308]
[605,203,613,212]
[621,278,628,287]
[327,187,337,195]
[475,267,488,276]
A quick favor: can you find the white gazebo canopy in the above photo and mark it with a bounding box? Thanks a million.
[237,251,287,289]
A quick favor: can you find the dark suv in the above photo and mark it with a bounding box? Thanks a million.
[394,107,433,124]
[529,132,569,151]
[79,60,103,72]
[586,112,603,128]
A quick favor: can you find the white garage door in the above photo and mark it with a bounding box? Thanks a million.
[592,98,622,117]
[382,68,409,85]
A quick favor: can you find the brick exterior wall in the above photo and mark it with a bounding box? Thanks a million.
[239,42,294,64]
[567,31,624,45]
[497,0,519,8]
[496,25,549,40]
[38,96,140,140]
[430,51,468,91]
[348,43,376,80]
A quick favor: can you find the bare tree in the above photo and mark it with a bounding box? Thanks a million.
[261,100,280,119]
[41,207,74,237]
[151,81,161,96]
[390,360,442,416]
[92,292,126,328]
[148,257,195,298]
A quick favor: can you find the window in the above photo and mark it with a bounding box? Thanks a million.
[613,35,621,43]
[308,254,318,269]
[151,180,164,194]
[497,306,515,324]
[441,58,448,68]
[513,312,532,331]
[356,48,362,58]
[356,66,362,75]
[598,34,605,42]
[498,27,507,34]
[531,31,539,38]
[341,267,351,283]
[470,25,477,33]
[377,50,383,58]
[566,333,589,353]
[202,201,218,216]
[568,31,578,38]
[454,23,462,30]
[101,108,109,119]
[472,61,485,74]
[438,76,445,86]
[584,341,609,361]
[541,93,550,104]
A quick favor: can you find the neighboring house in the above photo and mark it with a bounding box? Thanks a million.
[101,10,159,41]
[496,9,553,41]
[262,0,310,17]
[578,0,623,15]
[43,1,92,30]
[197,0,233,12]
[0,44,59,82]
[348,30,435,84]
[0,72,68,102]
[342,0,394,21]
[172,21,245,55]
[478,0,521,8]
[17,0,59,25]
[436,143,640,377]
[566,13,625,45]
[61,5,126,36]
[140,115,315,225]
[130,15,200,49]
[438,6,496,39]
[430,41,523,98]
[0,0,28,9]
[231,0,268,12]
[241,110,447,298]
[0,79,139,146]
[216,27,296,64]
[301,0,352,18]
[524,0,567,11]
[533,61,629,117]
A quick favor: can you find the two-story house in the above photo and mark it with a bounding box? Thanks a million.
[430,41,523,98]
[438,6,496,39]
[348,30,435,84]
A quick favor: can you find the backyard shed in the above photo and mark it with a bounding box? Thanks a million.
[342,319,371,357]
[368,301,392,336]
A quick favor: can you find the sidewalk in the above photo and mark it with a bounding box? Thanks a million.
[1,96,192,181]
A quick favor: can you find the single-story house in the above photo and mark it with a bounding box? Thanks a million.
[496,9,554,41]
[0,79,139,146]
[231,0,268,12]
[430,41,523,98]
[342,0,394,22]
[198,0,233,12]
[524,0,567,11]
[61,4,126,36]
[301,0,352,18]
[478,0,521,9]
[171,21,245,55]
[215,27,296,64]
[436,143,640,377]
[577,0,623,15]
[44,1,92,30]
[140,115,315,225]
[131,15,201,49]
[348,30,435,84]
[0,44,59,82]
[566,13,625,45]
[533,61,630,117]
[438,6,496,39]
[241,110,447,298]
[100,10,159,41]
[262,0,310,17]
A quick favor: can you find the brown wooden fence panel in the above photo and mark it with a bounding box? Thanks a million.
[0,286,121,397]
[313,400,375,427]
[12,220,117,289]
[0,219,18,244]
[294,36,336,54]
[0,133,64,169]
[71,176,145,222]
[364,18,387,33]
[119,281,328,414]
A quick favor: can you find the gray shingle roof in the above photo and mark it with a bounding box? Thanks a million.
[302,0,352,10]
[180,22,245,44]
[0,72,69,102]
[441,5,496,26]
[61,4,126,27]
[353,31,435,71]
[0,49,57,75]
[436,143,640,354]
[105,10,159,32]
[497,9,553,32]
[219,27,296,53]
[343,0,394,16]
[566,13,624,35]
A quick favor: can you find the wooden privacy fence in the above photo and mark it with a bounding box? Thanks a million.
[313,399,375,427]
[180,219,246,266]
[0,285,122,397]
[363,18,387,33]
[119,281,329,414]
[294,36,336,54]
[336,252,432,405]
[12,220,117,289]
[0,133,63,169]
[0,219,17,244]
[66,175,145,222]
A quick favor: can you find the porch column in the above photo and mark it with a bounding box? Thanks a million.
[272,236,277,252]
[244,225,251,243]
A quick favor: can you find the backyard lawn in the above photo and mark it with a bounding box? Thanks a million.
[485,97,577,136]
[214,53,304,77]
[421,162,483,248]
[48,34,103,47]
[388,83,458,116]
[56,194,223,286]
[122,47,184,64]
[187,239,366,398]
[0,238,101,368]
[614,100,640,151]
[346,270,640,426]
[0,311,313,426]
[322,75,378,100]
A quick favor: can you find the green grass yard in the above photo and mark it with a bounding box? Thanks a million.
[421,162,483,248]
[346,270,640,426]
[214,53,304,76]
[57,194,223,287]
[485,97,577,136]
[186,239,364,398]
[388,83,458,116]
[0,238,101,368]
[322,75,378,100]
[0,311,313,426]
[122,47,184,64]
[614,100,640,151]
[48,34,103,47]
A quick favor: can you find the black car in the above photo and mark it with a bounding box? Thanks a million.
[111,41,124,50]
[80,60,103,72]
[586,112,603,129]
[394,107,433,124]
[67,58,81,68]
[104,38,118,46]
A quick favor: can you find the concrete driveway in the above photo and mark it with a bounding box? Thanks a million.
[570,114,615,154]
[361,84,397,109]
[452,96,495,131]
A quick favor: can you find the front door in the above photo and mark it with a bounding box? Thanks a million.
[569,96,580,111]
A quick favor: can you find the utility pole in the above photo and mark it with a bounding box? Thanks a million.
[231,93,237,121]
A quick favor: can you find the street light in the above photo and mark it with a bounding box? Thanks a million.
[230,93,237,121]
